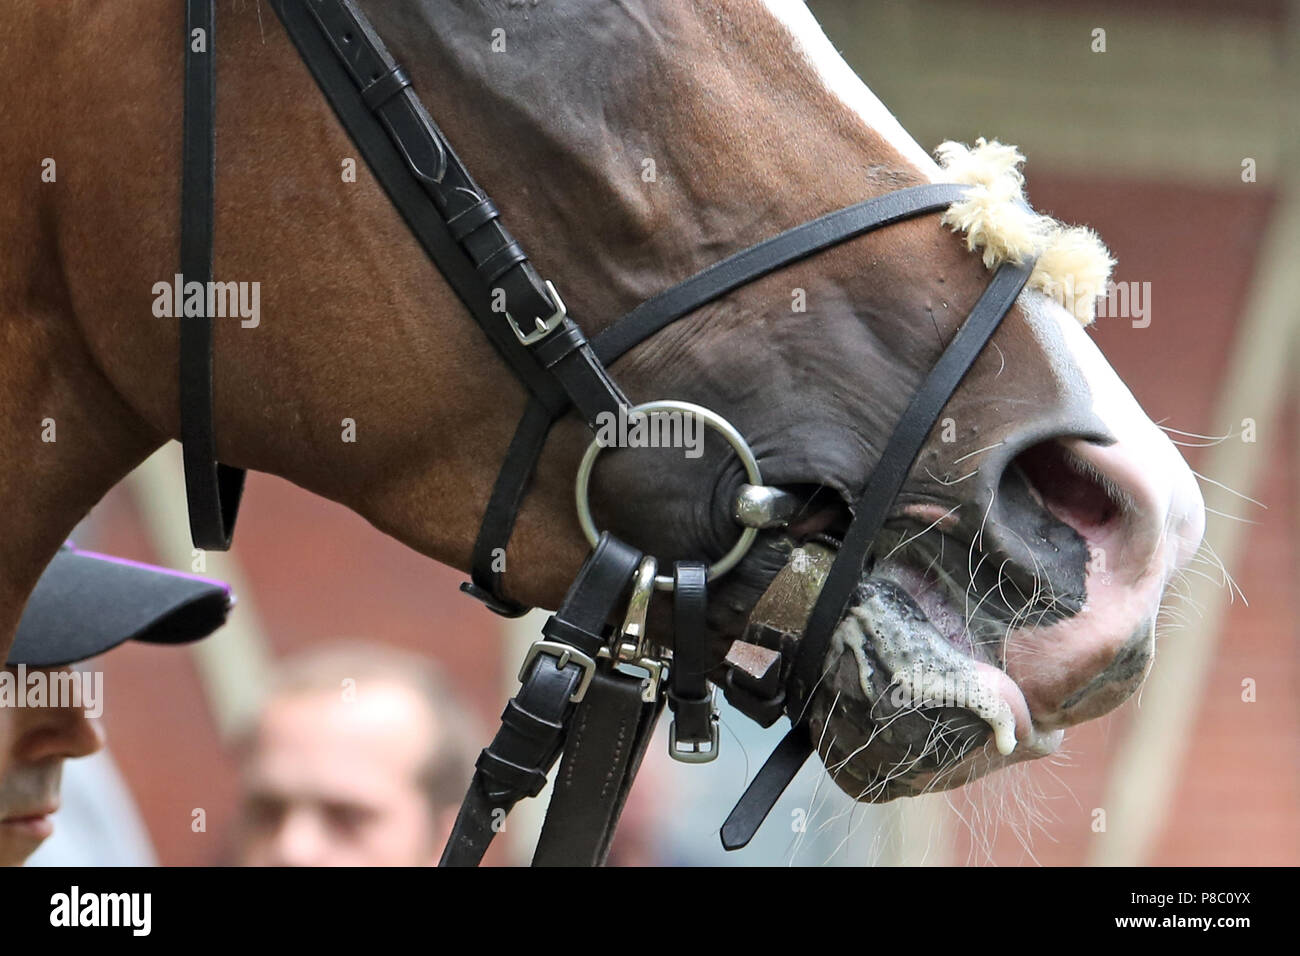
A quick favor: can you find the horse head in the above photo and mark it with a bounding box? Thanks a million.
[0,0,1205,810]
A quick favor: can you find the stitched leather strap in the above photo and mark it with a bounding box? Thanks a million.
[269,0,560,410]
[719,258,1035,852]
[180,0,246,550]
[532,668,665,866]
[439,650,585,867]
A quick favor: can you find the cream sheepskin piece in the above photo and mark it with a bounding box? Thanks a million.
[935,138,1114,325]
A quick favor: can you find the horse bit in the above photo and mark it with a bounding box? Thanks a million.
[176,0,1034,865]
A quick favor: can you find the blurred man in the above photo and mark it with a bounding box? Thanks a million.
[234,643,477,867]
[2,543,232,865]
[0,667,100,867]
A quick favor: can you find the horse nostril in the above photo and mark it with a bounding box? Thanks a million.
[1011,439,1126,540]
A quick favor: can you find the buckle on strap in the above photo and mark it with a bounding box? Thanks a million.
[507,279,567,346]
[519,640,598,703]
[667,560,719,762]
[669,709,720,763]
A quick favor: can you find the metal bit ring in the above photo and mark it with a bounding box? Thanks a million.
[574,400,762,591]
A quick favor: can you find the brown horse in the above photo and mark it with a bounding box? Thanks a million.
[0,1,1204,804]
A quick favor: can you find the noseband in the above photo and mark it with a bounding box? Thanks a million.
[178,0,1033,864]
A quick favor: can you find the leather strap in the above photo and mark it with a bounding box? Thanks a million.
[459,398,555,617]
[668,561,715,745]
[439,649,585,867]
[269,0,563,415]
[271,0,630,431]
[463,184,972,614]
[538,535,643,659]
[180,0,246,550]
[592,184,970,365]
[719,258,1035,851]
[719,720,812,851]
[791,259,1035,715]
[532,667,665,866]
[439,533,642,866]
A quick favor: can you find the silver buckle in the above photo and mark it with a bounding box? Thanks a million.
[518,639,597,703]
[669,709,721,763]
[506,279,567,346]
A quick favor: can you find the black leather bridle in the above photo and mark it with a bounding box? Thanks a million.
[178,0,1034,865]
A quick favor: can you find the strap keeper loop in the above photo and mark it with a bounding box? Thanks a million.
[531,322,587,368]
[479,241,528,285]
[447,197,502,242]
[360,63,412,111]
[499,698,562,742]
[475,749,549,798]
[540,616,605,659]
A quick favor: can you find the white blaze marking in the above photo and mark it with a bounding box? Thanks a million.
[759,0,941,178]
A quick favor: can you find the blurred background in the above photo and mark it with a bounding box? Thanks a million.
[29,0,1298,865]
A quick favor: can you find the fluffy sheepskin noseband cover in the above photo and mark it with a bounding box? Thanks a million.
[935,138,1114,325]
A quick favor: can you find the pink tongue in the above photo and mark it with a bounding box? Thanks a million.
[972,659,1032,749]
[846,576,1034,756]
[874,558,970,651]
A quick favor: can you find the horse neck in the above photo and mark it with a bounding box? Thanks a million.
[0,311,159,647]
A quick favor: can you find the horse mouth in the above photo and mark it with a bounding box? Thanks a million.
[713,438,1154,802]
[806,538,1067,802]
